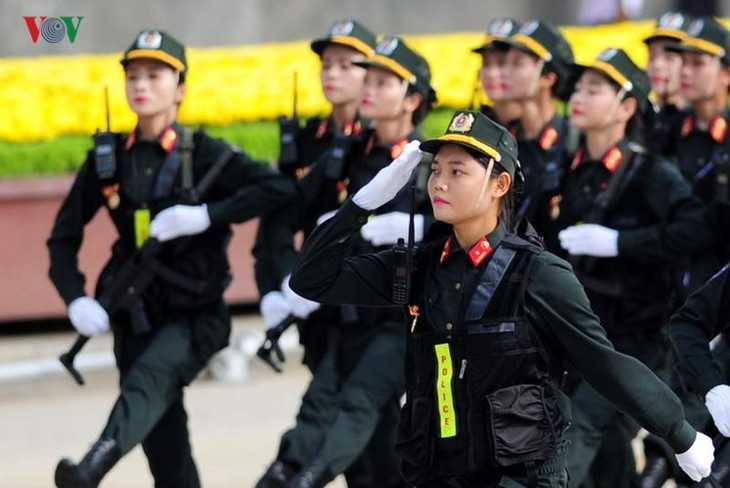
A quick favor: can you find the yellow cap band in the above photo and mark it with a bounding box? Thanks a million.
[437,134,502,162]
[329,35,375,57]
[682,36,726,57]
[124,49,185,71]
[591,60,632,91]
[511,33,552,61]
[648,28,687,42]
[369,53,416,84]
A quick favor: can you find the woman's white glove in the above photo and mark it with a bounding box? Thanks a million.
[150,204,211,242]
[259,291,291,329]
[675,432,714,481]
[281,275,320,319]
[352,140,423,211]
[68,296,110,337]
[706,384,730,437]
[361,212,424,246]
[558,224,619,257]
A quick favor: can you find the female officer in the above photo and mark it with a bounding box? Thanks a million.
[470,17,522,126]
[287,109,714,487]
[48,30,294,488]
[257,36,436,488]
[545,48,714,486]
[643,11,693,156]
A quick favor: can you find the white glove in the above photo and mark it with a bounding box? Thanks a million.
[150,204,211,242]
[558,224,619,257]
[68,296,110,337]
[259,291,291,329]
[352,140,423,211]
[316,210,338,226]
[675,432,714,482]
[361,212,424,246]
[281,274,320,319]
[706,384,730,437]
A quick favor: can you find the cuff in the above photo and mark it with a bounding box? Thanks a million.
[205,200,227,226]
[664,420,698,453]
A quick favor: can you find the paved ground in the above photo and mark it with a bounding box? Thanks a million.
[0,314,347,487]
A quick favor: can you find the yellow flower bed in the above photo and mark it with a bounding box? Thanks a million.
[1,19,727,142]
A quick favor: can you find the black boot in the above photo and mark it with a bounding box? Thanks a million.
[55,438,120,488]
[637,455,671,488]
[255,460,297,488]
[287,457,333,488]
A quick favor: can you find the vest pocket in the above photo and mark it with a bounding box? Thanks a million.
[485,384,557,467]
[395,396,435,483]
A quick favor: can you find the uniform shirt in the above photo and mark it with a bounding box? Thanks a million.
[289,198,698,453]
[644,104,684,158]
[47,124,295,305]
[671,262,730,396]
[511,114,570,240]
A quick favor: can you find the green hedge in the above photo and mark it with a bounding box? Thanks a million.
[0,109,456,179]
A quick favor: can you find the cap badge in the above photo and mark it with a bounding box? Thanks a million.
[688,19,704,37]
[376,37,399,56]
[136,31,162,49]
[519,20,540,36]
[658,12,685,29]
[448,113,475,133]
[489,18,514,36]
[330,21,354,36]
[597,48,618,61]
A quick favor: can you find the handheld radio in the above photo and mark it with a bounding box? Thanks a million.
[93,86,116,179]
[278,71,300,170]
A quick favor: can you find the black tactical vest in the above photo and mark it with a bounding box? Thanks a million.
[395,234,565,483]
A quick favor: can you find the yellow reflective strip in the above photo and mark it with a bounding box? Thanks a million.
[134,208,151,248]
[434,343,457,438]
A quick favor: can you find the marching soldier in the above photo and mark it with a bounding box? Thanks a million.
[48,30,295,488]
[256,35,436,488]
[470,17,523,126]
[287,109,715,487]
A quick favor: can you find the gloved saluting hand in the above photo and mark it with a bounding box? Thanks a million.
[558,223,619,257]
[281,275,320,319]
[259,291,291,329]
[68,296,110,337]
[675,432,714,481]
[706,384,730,437]
[150,204,211,242]
[361,212,424,246]
[352,140,423,211]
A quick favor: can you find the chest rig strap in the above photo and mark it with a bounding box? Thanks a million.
[464,244,518,322]
[152,127,194,200]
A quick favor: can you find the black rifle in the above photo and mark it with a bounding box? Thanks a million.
[256,314,298,373]
[59,144,236,386]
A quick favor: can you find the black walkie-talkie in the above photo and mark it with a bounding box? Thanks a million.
[392,185,416,304]
[93,86,116,179]
[278,71,300,171]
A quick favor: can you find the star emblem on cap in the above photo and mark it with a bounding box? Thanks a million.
[137,31,162,49]
[448,112,475,133]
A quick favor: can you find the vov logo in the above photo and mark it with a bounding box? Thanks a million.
[23,16,84,44]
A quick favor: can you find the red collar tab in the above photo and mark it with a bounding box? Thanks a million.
[343,119,363,137]
[316,119,329,139]
[125,131,136,150]
[390,137,409,159]
[570,148,584,171]
[710,116,728,144]
[538,125,559,151]
[603,146,623,173]
[125,126,178,153]
[681,115,693,138]
[439,236,494,267]
[570,146,623,173]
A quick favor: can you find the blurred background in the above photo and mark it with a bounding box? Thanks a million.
[3,0,729,57]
